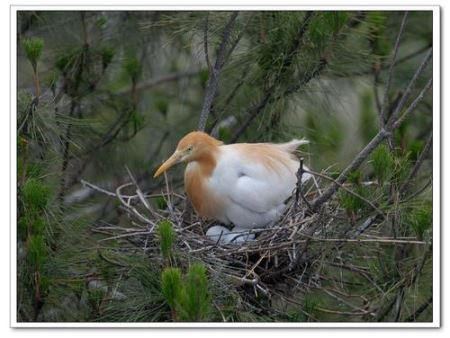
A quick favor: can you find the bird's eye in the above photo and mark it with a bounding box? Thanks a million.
[187,145,193,152]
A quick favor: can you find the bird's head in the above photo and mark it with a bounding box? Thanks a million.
[153,131,223,178]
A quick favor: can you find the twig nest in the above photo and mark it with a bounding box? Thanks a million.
[206,225,256,245]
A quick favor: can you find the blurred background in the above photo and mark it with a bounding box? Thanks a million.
[16,11,433,322]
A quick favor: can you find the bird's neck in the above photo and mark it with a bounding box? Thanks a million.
[191,146,219,177]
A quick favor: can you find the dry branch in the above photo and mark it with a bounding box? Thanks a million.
[379,12,408,128]
[198,12,239,131]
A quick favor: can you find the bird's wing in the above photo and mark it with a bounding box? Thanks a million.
[211,144,300,214]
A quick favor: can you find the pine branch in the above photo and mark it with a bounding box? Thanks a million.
[392,77,433,129]
[203,13,212,73]
[116,71,200,96]
[230,12,315,142]
[398,132,433,196]
[197,12,239,132]
[311,128,390,211]
[379,12,408,128]
[386,48,433,129]
[311,47,433,211]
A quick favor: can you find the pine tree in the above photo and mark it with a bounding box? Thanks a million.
[17,10,433,323]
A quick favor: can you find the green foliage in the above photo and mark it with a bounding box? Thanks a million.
[43,70,59,91]
[324,12,349,34]
[160,264,211,322]
[16,11,433,323]
[157,220,176,260]
[55,47,81,73]
[338,187,366,212]
[130,110,145,129]
[367,11,389,57]
[348,170,362,185]
[25,163,44,179]
[155,196,168,210]
[161,267,182,309]
[367,11,387,30]
[155,98,169,115]
[87,288,105,312]
[359,91,378,143]
[338,171,369,212]
[305,109,343,153]
[31,215,47,234]
[371,144,394,184]
[258,13,303,68]
[407,139,424,161]
[22,37,44,70]
[302,293,320,320]
[198,69,209,89]
[123,55,142,83]
[177,263,210,321]
[21,178,50,212]
[27,235,47,268]
[409,202,432,240]
[95,15,108,29]
[96,254,116,284]
[100,46,115,70]
[218,126,232,143]
[309,12,349,47]
[391,152,411,184]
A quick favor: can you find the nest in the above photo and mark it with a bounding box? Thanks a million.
[82,164,341,298]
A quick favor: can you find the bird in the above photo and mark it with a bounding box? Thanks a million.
[154,131,311,243]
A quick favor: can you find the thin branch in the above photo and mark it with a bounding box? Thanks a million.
[312,47,433,211]
[393,77,433,129]
[387,48,433,128]
[306,169,386,218]
[301,236,428,245]
[343,44,431,79]
[311,128,390,211]
[198,12,239,131]
[81,179,120,197]
[203,13,212,73]
[116,71,200,96]
[379,12,408,128]
[399,132,433,196]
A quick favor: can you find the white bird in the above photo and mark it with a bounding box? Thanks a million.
[154,131,310,243]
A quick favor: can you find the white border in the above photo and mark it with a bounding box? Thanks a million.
[10,4,440,328]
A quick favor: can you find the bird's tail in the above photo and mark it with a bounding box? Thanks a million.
[276,138,309,153]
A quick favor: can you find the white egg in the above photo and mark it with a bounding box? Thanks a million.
[206,225,255,245]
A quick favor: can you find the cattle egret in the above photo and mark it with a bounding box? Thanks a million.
[154,131,311,243]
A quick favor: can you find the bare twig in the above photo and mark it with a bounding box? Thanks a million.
[399,132,433,196]
[198,12,239,131]
[125,166,154,215]
[379,12,408,128]
[344,44,431,78]
[393,77,433,129]
[300,234,428,245]
[387,48,433,129]
[81,179,117,197]
[203,13,212,73]
[117,71,200,96]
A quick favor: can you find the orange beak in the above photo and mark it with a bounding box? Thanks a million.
[154,151,181,178]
